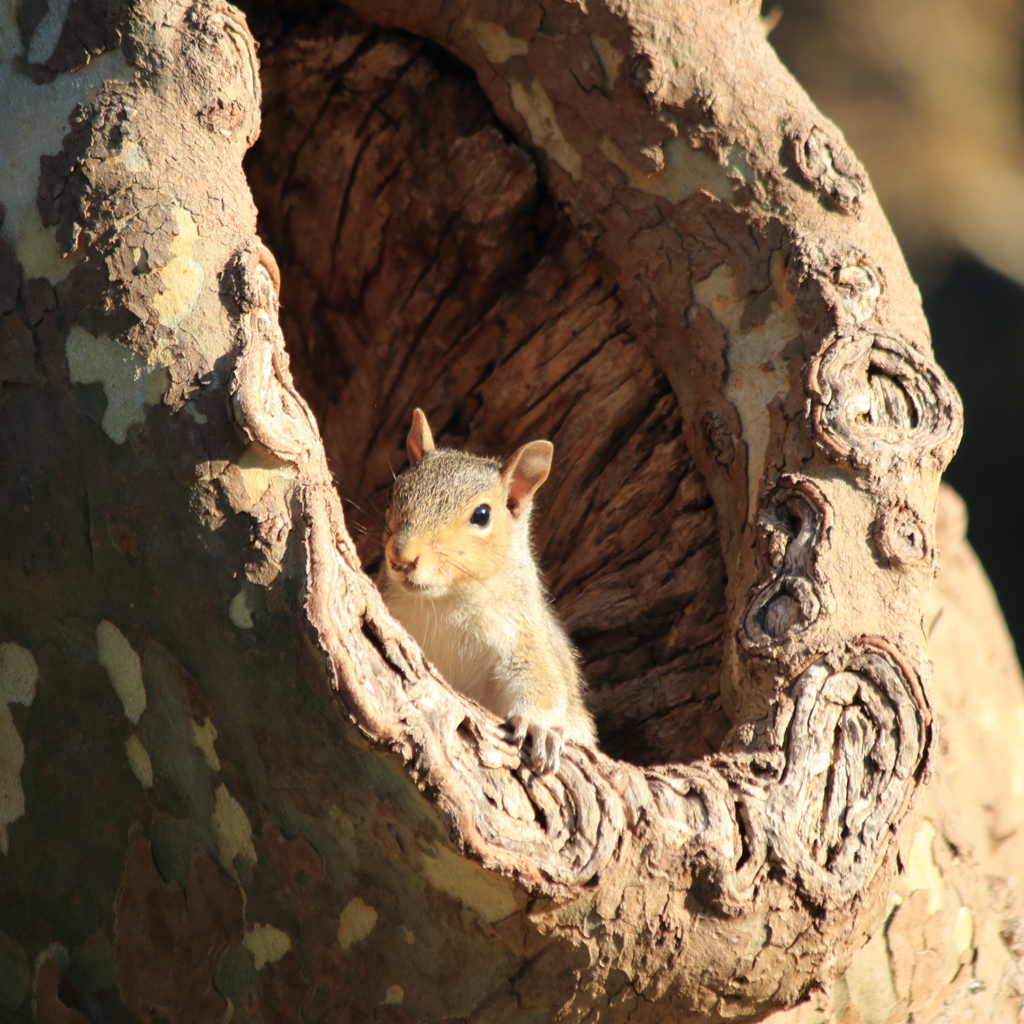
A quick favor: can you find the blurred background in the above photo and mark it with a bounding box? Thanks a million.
[766,0,1024,654]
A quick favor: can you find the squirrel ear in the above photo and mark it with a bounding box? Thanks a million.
[503,440,553,516]
[406,408,435,464]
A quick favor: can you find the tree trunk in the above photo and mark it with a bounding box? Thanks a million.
[0,1,1021,1023]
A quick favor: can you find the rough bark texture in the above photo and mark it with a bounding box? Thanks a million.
[0,0,1020,1023]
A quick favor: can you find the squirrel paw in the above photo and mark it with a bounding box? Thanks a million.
[506,716,565,775]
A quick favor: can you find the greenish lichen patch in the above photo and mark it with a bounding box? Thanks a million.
[231,443,299,507]
[96,620,146,724]
[468,19,529,62]
[212,784,257,878]
[691,253,801,523]
[953,904,974,961]
[244,923,291,970]
[842,923,898,1024]
[0,644,37,707]
[66,328,170,445]
[589,35,622,90]
[904,819,944,915]
[509,79,582,179]
[0,643,38,856]
[538,894,603,936]
[112,138,150,173]
[337,897,378,950]
[418,841,520,923]
[190,717,222,772]
[600,134,736,204]
[229,586,256,629]
[149,207,205,329]
[125,734,154,788]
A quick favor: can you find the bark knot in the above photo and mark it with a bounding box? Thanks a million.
[806,332,962,481]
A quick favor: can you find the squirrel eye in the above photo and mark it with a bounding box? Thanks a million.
[469,504,491,527]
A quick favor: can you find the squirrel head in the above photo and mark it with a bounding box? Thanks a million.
[383,409,553,596]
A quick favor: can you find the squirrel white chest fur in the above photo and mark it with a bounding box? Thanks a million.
[377,409,596,773]
[384,570,521,715]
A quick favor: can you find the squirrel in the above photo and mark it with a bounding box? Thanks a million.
[377,409,597,773]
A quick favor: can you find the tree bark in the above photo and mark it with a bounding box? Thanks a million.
[0,1,1020,1023]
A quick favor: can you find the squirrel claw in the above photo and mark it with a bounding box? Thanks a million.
[506,716,565,775]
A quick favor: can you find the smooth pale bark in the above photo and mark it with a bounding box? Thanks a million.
[0,1,1020,1023]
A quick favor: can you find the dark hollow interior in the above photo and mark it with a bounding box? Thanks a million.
[240,0,730,766]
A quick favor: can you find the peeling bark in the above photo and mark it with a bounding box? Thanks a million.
[2,0,1021,1023]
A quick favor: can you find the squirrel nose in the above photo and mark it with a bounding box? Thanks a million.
[389,553,419,576]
